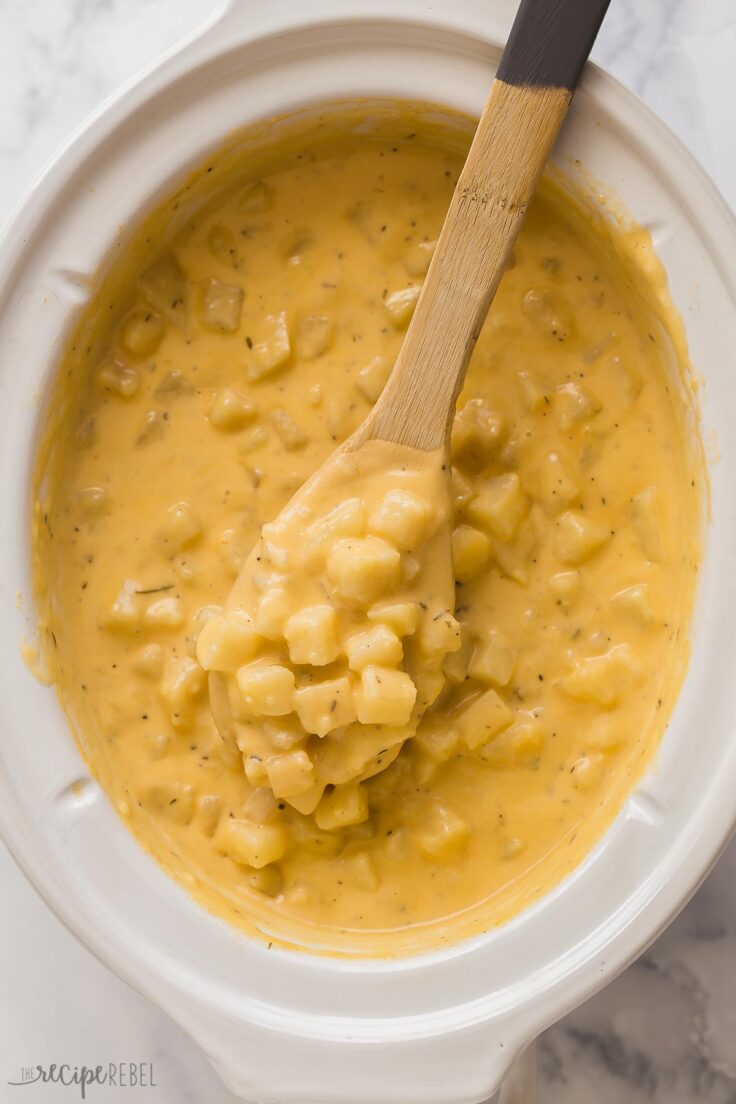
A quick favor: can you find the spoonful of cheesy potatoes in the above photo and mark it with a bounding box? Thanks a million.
[198,440,459,830]
[195,0,611,855]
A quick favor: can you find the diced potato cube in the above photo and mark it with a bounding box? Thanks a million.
[502,837,526,860]
[326,536,401,605]
[188,602,222,647]
[479,717,544,768]
[294,676,356,737]
[413,716,460,761]
[207,223,237,263]
[260,518,293,567]
[402,554,421,583]
[155,368,194,399]
[244,756,269,787]
[266,750,316,798]
[522,287,575,342]
[456,688,516,750]
[416,669,446,714]
[217,818,287,869]
[159,656,206,727]
[405,239,436,277]
[245,311,291,381]
[132,642,164,679]
[580,332,619,365]
[296,313,333,360]
[585,714,624,753]
[146,729,171,761]
[452,525,493,582]
[196,611,261,671]
[451,399,506,467]
[348,851,380,891]
[246,866,284,897]
[239,180,273,213]
[535,452,579,514]
[261,716,307,751]
[209,386,258,431]
[285,783,325,815]
[451,467,474,511]
[144,781,195,825]
[236,662,295,717]
[77,486,108,517]
[244,787,281,823]
[414,803,469,861]
[458,688,514,750]
[367,601,418,637]
[78,418,96,450]
[347,199,382,242]
[144,595,184,630]
[325,397,357,440]
[239,425,268,453]
[555,380,600,429]
[346,625,403,672]
[199,278,243,333]
[104,579,141,633]
[610,583,655,624]
[559,643,642,708]
[616,355,643,403]
[469,630,516,687]
[254,587,291,638]
[356,356,392,403]
[516,369,549,413]
[555,510,609,564]
[197,794,223,837]
[467,473,528,541]
[138,253,188,329]
[315,782,369,831]
[369,490,433,552]
[385,285,421,329]
[413,747,445,784]
[417,610,462,659]
[549,570,581,607]
[217,526,247,576]
[119,309,164,359]
[136,410,165,446]
[442,627,472,685]
[355,666,417,726]
[493,513,539,586]
[572,753,604,790]
[632,486,665,562]
[270,408,307,451]
[95,358,140,398]
[302,499,366,568]
[155,502,202,555]
[284,604,339,666]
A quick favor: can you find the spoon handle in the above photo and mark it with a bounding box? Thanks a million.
[356,0,611,452]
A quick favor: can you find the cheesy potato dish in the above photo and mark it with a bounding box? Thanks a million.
[33,106,701,954]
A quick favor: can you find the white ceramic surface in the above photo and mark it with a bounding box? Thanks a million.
[1,2,736,1104]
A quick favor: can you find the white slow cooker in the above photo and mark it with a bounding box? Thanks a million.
[1,1,736,1101]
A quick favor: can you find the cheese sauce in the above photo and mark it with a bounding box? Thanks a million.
[33,107,702,955]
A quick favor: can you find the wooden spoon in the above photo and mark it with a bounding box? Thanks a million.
[208,0,612,757]
[354,0,612,451]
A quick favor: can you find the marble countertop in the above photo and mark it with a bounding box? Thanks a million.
[1,1,735,1101]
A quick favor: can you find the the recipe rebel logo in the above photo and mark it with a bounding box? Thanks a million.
[7,1062,157,1098]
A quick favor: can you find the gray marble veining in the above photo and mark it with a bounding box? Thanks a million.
[1,1,735,1101]
[541,842,736,1102]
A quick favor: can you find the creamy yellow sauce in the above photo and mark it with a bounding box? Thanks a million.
[33,107,702,955]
